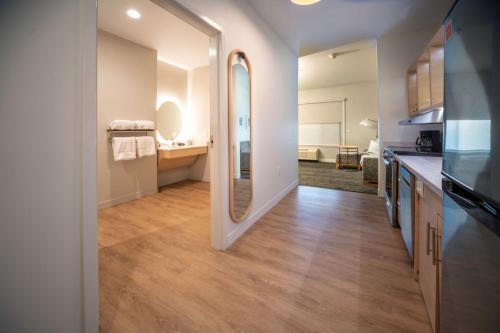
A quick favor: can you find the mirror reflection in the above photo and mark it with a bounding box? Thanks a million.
[229,50,252,222]
[157,101,183,142]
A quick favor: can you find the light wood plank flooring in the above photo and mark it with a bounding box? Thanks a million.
[99,181,431,332]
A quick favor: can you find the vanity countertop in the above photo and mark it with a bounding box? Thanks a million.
[158,144,208,151]
[395,155,443,196]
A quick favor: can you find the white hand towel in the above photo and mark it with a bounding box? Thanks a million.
[108,120,136,130]
[112,137,137,161]
[135,120,155,130]
[136,136,156,158]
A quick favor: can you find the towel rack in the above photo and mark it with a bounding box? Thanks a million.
[107,129,155,142]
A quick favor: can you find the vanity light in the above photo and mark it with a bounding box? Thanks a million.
[126,9,141,20]
[290,0,321,5]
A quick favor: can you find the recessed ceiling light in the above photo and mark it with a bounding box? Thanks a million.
[290,0,321,5]
[126,9,141,20]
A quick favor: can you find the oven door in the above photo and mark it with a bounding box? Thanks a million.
[384,158,398,227]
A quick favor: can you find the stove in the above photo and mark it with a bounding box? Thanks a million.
[385,146,442,157]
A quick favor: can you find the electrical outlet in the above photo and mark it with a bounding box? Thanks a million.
[277,165,281,176]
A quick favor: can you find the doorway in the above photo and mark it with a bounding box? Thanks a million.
[96,0,223,330]
[297,40,379,195]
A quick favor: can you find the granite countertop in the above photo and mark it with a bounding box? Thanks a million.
[395,155,443,196]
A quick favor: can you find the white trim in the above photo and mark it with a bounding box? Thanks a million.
[225,180,299,248]
[341,98,347,145]
[80,0,98,331]
[150,0,220,36]
[318,158,337,163]
[208,33,224,250]
[97,189,158,209]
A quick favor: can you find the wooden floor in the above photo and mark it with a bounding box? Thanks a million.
[99,181,431,333]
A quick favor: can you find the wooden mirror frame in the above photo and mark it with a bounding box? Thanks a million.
[228,49,253,223]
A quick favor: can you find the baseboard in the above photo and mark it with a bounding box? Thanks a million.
[225,179,299,249]
[98,188,158,209]
[318,158,336,163]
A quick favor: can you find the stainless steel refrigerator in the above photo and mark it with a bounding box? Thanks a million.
[441,0,500,332]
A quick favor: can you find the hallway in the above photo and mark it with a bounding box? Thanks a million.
[99,182,430,332]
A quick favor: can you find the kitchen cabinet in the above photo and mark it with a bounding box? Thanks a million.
[407,70,418,115]
[407,27,444,116]
[416,182,442,333]
[429,46,444,107]
[417,59,431,110]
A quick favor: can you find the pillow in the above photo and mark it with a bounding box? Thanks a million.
[367,139,379,154]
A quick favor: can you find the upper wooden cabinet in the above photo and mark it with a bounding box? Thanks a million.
[407,27,444,116]
[407,70,418,115]
[430,46,444,107]
[417,60,431,110]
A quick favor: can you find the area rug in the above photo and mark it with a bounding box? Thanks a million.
[299,161,378,195]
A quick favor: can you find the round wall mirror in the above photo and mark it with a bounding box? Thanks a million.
[157,101,183,141]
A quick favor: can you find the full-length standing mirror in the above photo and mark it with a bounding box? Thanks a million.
[228,50,252,222]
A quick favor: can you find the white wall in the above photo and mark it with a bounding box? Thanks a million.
[299,82,377,161]
[156,61,191,186]
[0,0,97,332]
[97,31,158,208]
[157,61,188,113]
[156,62,211,185]
[0,1,297,329]
[179,0,299,248]
[189,65,211,181]
[376,27,443,196]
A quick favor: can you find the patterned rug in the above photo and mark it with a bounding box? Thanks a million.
[299,161,378,195]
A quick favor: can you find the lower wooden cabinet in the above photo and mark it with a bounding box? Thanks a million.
[416,182,442,333]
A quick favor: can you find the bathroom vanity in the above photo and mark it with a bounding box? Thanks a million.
[157,145,208,172]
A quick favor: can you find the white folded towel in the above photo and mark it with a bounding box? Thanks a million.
[108,120,136,130]
[111,137,137,161]
[135,120,155,130]
[136,136,156,158]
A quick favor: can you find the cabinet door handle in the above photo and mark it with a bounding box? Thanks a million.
[426,222,431,256]
[431,228,437,266]
[434,233,442,265]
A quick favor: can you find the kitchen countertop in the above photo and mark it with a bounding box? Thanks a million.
[395,155,443,196]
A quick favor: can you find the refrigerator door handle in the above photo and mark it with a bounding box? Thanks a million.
[443,179,500,237]
[444,180,499,217]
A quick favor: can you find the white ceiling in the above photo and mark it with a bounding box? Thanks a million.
[98,0,209,69]
[299,40,376,90]
[246,0,454,56]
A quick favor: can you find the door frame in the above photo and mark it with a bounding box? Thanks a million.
[150,0,224,249]
[82,0,224,331]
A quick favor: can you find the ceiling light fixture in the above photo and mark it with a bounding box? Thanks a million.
[290,0,321,5]
[126,9,141,20]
